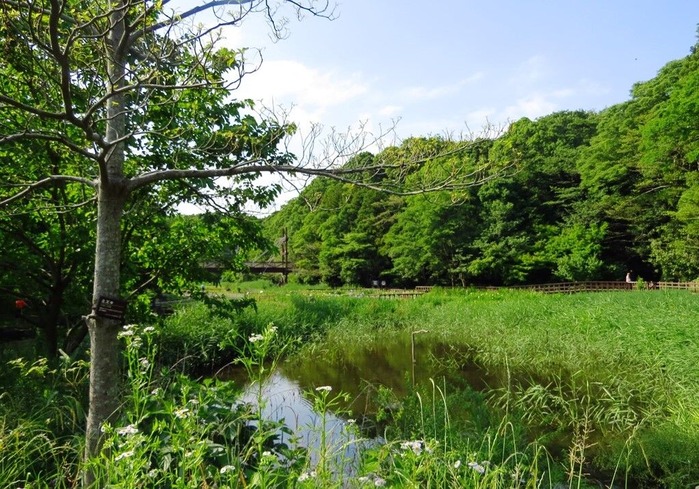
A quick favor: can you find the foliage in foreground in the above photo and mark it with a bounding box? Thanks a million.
[0,322,559,488]
[3,288,699,487]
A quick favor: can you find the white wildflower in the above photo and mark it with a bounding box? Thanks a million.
[400,440,423,455]
[174,407,190,419]
[297,471,317,482]
[143,326,155,333]
[248,334,264,343]
[220,465,235,474]
[468,461,486,474]
[139,357,150,369]
[374,477,386,487]
[117,424,139,436]
[115,450,135,461]
[315,385,332,392]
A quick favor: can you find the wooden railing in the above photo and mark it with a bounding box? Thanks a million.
[377,289,425,299]
[489,281,698,294]
[657,281,699,291]
[399,281,699,297]
[510,281,633,293]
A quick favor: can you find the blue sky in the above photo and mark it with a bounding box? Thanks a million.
[226,0,699,139]
[180,1,699,212]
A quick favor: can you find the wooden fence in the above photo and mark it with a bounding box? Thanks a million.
[374,281,699,299]
[377,289,425,299]
[510,281,633,293]
[657,281,699,291]
[467,281,698,295]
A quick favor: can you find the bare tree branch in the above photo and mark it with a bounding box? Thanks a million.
[0,175,96,207]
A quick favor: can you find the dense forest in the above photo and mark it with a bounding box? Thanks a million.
[2,33,699,353]
[262,38,699,288]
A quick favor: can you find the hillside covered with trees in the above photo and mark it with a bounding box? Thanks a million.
[262,38,699,288]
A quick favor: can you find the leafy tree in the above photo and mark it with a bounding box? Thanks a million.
[544,222,607,281]
[0,0,332,472]
[0,2,493,475]
[637,48,699,279]
[0,141,95,356]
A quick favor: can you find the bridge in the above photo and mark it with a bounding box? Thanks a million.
[245,261,295,274]
[201,260,294,283]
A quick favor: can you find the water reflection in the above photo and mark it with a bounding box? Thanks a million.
[281,339,497,415]
[237,370,369,473]
[220,338,495,473]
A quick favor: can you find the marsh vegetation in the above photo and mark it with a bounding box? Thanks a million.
[2,284,698,487]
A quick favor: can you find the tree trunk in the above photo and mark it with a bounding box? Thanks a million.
[84,4,129,481]
[83,185,126,485]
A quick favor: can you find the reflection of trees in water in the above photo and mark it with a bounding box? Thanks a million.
[239,371,367,473]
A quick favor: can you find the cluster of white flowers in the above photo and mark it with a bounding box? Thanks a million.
[117,324,137,338]
[220,465,235,474]
[468,461,486,474]
[297,470,317,482]
[258,450,276,466]
[115,450,135,461]
[143,326,156,333]
[315,385,332,392]
[248,333,264,343]
[173,407,190,419]
[117,424,139,436]
[139,357,150,369]
[400,440,426,456]
[357,474,386,486]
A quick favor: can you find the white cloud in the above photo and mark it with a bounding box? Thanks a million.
[509,55,550,86]
[235,60,369,124]
[397,73,483,103]
[378,105,403,117]
[501,93,558,121]
[552,88,575,98]
[465,108,498,128]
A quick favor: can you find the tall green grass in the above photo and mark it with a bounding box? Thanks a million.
[2,287,697,487]
[281,287,699,487]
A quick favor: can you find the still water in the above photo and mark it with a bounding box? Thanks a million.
[218,335,499,471]
[236,370,369,470]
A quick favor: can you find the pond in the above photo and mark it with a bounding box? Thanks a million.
[217,333,500,472]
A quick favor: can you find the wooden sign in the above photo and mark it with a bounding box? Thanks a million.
[96,296,128,321]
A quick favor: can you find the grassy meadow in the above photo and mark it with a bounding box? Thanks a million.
[2,284,698,487]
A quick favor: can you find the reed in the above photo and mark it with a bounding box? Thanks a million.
[284,287,699,486]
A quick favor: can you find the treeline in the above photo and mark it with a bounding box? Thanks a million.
[262,41,699,287]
